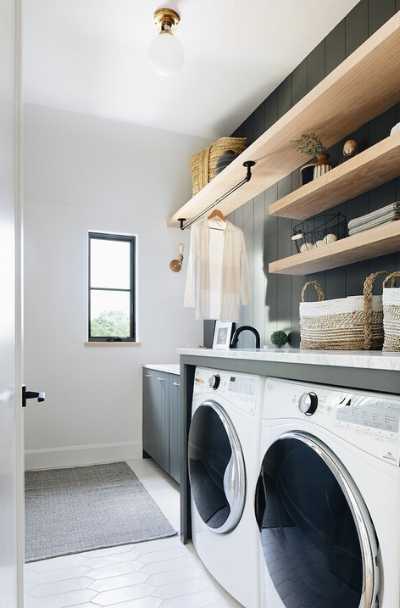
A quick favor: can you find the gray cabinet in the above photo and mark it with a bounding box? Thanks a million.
[143,369,182,484]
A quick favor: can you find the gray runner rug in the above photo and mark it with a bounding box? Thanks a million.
[25,462,176,562]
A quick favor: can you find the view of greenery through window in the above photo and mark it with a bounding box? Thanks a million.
[90,310,130,338]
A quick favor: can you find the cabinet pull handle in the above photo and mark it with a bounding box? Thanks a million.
[173,382,180,387]
[157,377,165,382]
[144,374,152,377]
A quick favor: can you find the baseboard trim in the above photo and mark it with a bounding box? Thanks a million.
[25,441,142,471]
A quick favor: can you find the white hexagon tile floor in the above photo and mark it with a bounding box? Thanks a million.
[24,459,241,608]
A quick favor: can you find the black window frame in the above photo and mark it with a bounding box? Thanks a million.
[88,232,136,342]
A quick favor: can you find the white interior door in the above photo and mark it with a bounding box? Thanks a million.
[0,0,24,606]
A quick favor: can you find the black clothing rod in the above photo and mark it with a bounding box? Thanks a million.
[178,160,256,231]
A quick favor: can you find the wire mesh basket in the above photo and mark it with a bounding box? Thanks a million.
[291,212,347,254]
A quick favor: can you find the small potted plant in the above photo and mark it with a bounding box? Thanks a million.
[292,133,332,184]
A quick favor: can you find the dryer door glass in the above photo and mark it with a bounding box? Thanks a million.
[255,433,378,608]
[188,401,246,534]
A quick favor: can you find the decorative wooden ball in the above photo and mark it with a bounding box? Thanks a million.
[271,330,289,348]
[343,139,358,158]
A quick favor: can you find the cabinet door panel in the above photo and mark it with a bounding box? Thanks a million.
[143,370,159,462]
[143,370,170,472]
[168,376,182,484]
[156,373,170,473]
[143,369,182,482]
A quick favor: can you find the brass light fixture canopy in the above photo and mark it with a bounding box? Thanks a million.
[154,8,181,32]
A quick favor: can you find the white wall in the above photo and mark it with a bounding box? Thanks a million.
[23,104,206,470]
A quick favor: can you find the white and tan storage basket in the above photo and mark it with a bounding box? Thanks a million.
[383,271,400,352]
[300,272,389,350]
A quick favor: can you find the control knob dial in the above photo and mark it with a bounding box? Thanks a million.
[298,392,318,416]
[209,374,221,390]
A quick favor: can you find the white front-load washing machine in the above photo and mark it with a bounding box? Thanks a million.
[255,378,400,608]
[189,367,265,608]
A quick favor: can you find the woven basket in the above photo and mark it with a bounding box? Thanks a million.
[300,272,389,351]
[383,271,400,352]
[191,137,247,195]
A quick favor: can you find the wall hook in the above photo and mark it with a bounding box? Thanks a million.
[169,242,184,272]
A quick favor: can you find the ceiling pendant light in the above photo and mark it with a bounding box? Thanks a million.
[149,8,184,77]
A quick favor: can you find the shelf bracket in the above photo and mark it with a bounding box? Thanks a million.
[178,160,256,230]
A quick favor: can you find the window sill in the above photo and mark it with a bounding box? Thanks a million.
[84,341,142,347]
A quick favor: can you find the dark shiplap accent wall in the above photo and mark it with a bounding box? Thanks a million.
[216,0,400,348]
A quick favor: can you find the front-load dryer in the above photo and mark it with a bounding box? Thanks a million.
[256,378,400,608]
[189,367,265,608]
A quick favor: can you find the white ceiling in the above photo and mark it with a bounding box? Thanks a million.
[23,0,359,138]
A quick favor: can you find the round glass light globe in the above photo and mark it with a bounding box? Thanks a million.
[149,31,184,76]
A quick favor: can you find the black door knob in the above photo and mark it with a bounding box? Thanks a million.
[22,386,46,408]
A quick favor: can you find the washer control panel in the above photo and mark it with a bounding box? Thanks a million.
[227,374,257,397]
[336,396,400,433]
[334,393,400,465]
[265,378,400,465]
[194,367,262,416]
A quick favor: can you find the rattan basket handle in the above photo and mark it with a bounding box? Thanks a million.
[363,271,389,350]
[301,281,325,303]
[383,271,400,288]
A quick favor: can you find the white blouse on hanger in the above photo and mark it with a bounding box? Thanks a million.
[184,217,250,321]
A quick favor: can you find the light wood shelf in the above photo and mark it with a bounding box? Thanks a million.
[268,221,400,276]
[269,134,400,220]
[169,11,400,227]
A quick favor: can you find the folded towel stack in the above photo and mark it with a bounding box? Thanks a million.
[348,202,400,236]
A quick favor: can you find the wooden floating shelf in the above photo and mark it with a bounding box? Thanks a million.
[268,221,400,276]
[169,11,400,227]
[269,134,400,220]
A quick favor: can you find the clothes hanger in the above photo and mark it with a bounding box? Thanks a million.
[208,209,226,231]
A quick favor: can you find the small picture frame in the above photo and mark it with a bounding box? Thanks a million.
[212,321,235,350]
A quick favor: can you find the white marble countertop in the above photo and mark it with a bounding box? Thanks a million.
[177,347,400,372]
[143,363,180,376]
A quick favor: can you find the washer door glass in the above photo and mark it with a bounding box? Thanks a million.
[188,401,246,534]
[255,432,379,608]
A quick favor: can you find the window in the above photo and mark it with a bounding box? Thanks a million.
[88,232,136,342]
